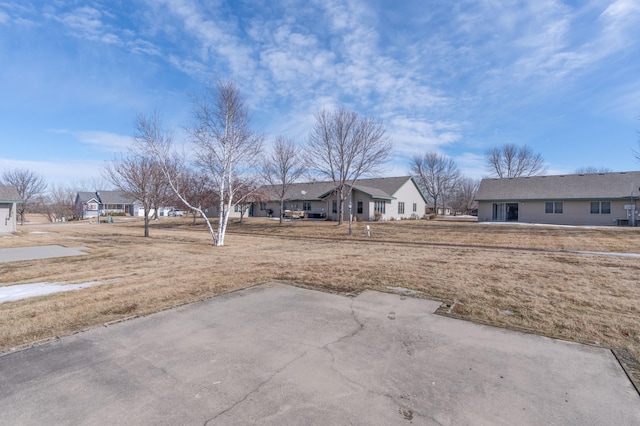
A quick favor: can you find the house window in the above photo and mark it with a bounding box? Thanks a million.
[303,201,311,211]
[374,200,385,214]
[398,202,405,214]
[545,202,563,213]
[88,203,98,211]
[591,201,611,214]
[234,205,242,212]
[413,203,417,212]
[357,201,363,214]
[332,200,337,214]
[260,202,266,210]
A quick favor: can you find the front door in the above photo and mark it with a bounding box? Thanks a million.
[506,203,518,221]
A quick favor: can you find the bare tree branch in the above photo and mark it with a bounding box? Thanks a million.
[485,143,546,178]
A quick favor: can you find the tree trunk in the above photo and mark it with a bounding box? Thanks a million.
[143,208,150,237]
[279,199,284,225]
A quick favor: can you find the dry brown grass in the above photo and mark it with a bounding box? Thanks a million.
[2,216,639,366]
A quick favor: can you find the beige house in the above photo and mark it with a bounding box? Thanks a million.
[476,171,640,226]
[253,176,428,221]
[0,185,21,233]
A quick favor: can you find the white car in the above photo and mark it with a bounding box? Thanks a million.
[168,209,184,217]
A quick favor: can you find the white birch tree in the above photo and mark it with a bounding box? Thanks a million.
[133,110,220,244]
[187,81,264,246]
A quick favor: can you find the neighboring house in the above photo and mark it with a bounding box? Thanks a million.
[253,176,428,221]
[74,191,137,219]
[426,204,453,216]
[476,171,640,226]
[0,185,21,233]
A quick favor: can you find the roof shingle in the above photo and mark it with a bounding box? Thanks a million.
[476,171,640,201]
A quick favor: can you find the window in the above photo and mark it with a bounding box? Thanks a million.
[374,200,385,214]
[260,202,267,211]
[357,201,363,214]
[303,201,311,211]
[545,202,563,214]
[545,202,553,214]
[413,203,417,212]
[332,200,337,213]
[398,202,405,214]
[591,202,611,214]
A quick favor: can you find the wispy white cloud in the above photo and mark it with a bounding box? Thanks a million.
[0,157,105,186]
[49,129,132,153]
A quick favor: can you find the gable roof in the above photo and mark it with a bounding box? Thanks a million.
[476,171,640,201]
[257,176,428,203]
[75,190,137,204]
[0,185,21,202]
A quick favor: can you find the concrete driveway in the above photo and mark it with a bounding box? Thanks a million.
[0,245,88,263]
[1,282,638,425]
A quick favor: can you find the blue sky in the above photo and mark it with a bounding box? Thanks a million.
[1,0,639,187]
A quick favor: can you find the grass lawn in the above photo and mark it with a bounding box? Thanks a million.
[1,216,639,369]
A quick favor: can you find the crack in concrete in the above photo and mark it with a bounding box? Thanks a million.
[202,353,303,425]
[202,297,366,425]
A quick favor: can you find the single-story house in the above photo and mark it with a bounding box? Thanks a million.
[253,176,429,221]
[476,171,640,226]
[0,185,21,233]
[74,191,137,219]
[75,191,178,219]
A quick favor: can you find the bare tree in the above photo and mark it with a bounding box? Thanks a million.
[262,136,307,225]
[140,82,264,246]
[38,184,76,222]
[450,176,480,215]
[1,168,47,224]
[411,153,460,216]
[175,170,215,225]
[485,143,546,178]
[574,166,613,174]
[133,111,221,243]
[103,152,160,237]
[305,107,392,234]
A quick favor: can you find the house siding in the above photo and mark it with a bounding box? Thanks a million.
[478,200,637,226]
[1,202,16,233]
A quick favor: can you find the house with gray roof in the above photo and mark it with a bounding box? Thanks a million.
[253,176,428,221]
[476,171,640,226]
[74,191,137,219]
[0,185,21,233]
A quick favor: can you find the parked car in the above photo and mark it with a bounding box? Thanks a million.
[168,209,184,217]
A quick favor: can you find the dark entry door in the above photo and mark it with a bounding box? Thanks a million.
[506,203,518,221]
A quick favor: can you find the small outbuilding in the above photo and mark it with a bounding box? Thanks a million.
[476,171,640,226]
[0,185,21,233]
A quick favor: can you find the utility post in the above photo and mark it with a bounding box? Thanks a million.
[95,191,102,224]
